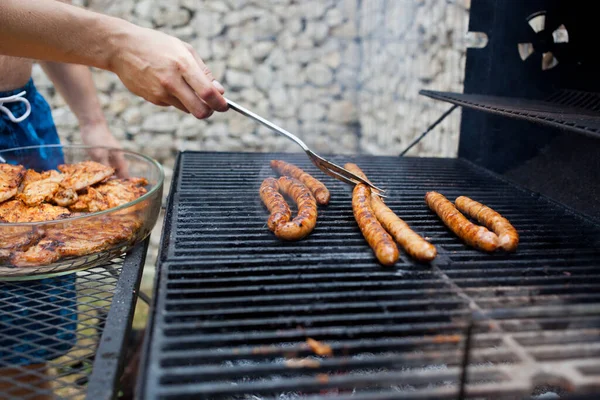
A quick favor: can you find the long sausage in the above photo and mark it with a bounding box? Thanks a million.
[270,160,330,205]
[425,191,499,252]
[455,196,519,252]
[352,183,399,266]
[345,163,437,262]
[274,176,318,240]
[259,178,291,232]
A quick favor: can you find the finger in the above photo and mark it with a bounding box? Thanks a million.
[110,151,130,179]
[212,80,225,94]
[170,80,214,119]
[181,54,227,112]
[165,95,191,114]
[88,148,110,167]
[187,47,226,95]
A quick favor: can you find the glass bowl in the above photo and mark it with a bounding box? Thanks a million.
[0,145,164,281]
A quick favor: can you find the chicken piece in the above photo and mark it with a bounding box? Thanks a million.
[11,214,142,267]
[94,178,148,208]
[19,169,42,191]
[0,164,25,203]
[0,199,70,223]
[52,187,79,207]
[59,161,115,191]
[0,228,43,262]
[0,229,41,250]
[69,187,110,213]
[17,170,63,206]
[9,239,62,267]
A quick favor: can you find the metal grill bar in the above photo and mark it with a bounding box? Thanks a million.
[419,90,600,139]
[143,152,600,399]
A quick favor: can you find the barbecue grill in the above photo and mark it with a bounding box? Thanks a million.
[139,1,600,399]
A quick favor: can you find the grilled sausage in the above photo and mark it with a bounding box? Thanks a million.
[345,163,437,262]
[352,183,399,266]
[260,178,291,232]
[274,176,317,240]
[425,191,499,252]
[455,196,519,252]
[270,160,330,205]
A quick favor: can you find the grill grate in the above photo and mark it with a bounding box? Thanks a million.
[143,152,600,399]
[419,90,600,139]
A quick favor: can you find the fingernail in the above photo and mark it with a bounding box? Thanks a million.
[212,80,225,93]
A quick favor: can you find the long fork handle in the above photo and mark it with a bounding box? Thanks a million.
[225,98,310,152]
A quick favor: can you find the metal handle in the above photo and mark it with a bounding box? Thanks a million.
[225,98,309,152]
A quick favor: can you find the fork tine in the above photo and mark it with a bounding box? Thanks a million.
[316,160,387,198]
[310,154,386,193]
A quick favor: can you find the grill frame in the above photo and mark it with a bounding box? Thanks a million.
[140,151,600,400]
[420,90,600,140]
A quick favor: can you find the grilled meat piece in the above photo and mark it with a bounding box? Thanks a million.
[260,177,291,231]
[0,164,26,203]
[68,178,148,212]
[69,187,110,213]
[94,178,148,208]
[59,161,115,191]
[345,163,437,262]
[52,187,78,207]
[11,213,142,267]
[272,176,317,241]
[425,191,499,252]
[455,196,519,252]
[0,199,71,223]
[270,160,330,205]
[17,170,63,206]
[352,183,399,266]
[19,169,42,191]
[0,229,43,262]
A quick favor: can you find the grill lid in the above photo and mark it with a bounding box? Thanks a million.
[142,152,600,399]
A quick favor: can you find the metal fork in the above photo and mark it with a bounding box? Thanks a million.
[225,98,385,194]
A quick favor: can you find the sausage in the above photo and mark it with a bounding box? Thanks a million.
[455,196,519,252]
[259,177,291,232]
[274,176,318,240]
[425,191,499,252]
[352,183,399,266]
[345,163,437,262]
[270,160,330,205]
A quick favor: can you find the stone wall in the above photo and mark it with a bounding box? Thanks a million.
[32,0,470,289]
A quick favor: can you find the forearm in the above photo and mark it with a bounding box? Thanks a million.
[40,62,106,127]
[0,0,132,71]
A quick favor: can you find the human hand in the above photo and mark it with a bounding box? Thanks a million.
[80,122,129,177]
[107,25,227,119]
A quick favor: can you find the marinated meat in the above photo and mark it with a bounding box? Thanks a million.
[10,213,142,267]
[0,199,70,223]
[259,177,291,231]
[1,160,149,268]
[0,229,42,262]
[18,169,42,192]
[69,187,110,213]
[52,187,78,207]
[17,170,63,206]
[270,160,330,205]
[68,178,147,212]
[0,164,25,203]
[59,161,115,191]
[94,178,148,208]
